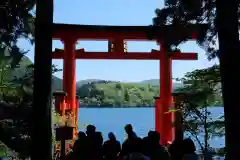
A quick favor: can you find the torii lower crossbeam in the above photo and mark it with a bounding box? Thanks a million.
[52,49,197,60]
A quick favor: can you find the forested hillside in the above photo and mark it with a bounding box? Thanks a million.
[53,77,183,107]
[76,81,183,107]
[77,82,158,107]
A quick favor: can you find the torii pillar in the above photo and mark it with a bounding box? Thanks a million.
[62,37,77,134]
[62,37,76,111]
[159,41,173,144]
[154,41,178,145]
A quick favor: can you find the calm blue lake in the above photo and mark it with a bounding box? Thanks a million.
[78,107,225,149]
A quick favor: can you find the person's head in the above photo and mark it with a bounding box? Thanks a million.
[108,132,116,141]
[148,130,155,138]
[148,131,160,143]
[124,124,133,134]
[86,124,96,135]
[78,131,86,138]
[183,138,196,154]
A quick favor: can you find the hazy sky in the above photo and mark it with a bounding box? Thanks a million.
[19,0,218,82]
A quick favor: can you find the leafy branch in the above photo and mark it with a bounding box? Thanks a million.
[174,65,224,155]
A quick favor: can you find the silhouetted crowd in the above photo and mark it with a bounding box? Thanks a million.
[70,124,199,160]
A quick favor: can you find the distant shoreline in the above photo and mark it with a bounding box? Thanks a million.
[79,105,155,108]
[78,105,223,108]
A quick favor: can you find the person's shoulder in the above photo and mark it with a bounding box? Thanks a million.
[122,139,128,146]
[136,137,143,142]
[103,140,109,145]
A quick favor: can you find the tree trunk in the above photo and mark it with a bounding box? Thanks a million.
[31,0,53,159]
[216,0,240,159]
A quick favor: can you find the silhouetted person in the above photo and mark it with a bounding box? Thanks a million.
[103,132,121,160]
[83,125,98,160]
[124,124,137,139]
[90,131,104,160]
[142,131,154,156]
[95,131,104,148]
[86,124,96,136]
[84,125,104,160]
[182,138,199,160]
[144,131,170,160]
[168,139,184,160]
[72,131,89,160]
[120,124,143,158]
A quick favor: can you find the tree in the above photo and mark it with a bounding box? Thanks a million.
[115,83,122,90]
[153,0,240,158]
[0,0,36,100]
[0,1,36,157]
[0,62,63,158]
[0,0,36,74]
[0,1,69,157]
[174,65,224,157]
[124,89,130,102]
[1,0,35,41]
[102,98,115,106]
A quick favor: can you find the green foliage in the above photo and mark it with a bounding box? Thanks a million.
[0,56,33,101]
[0,101,32,159]
[174,65,224,153]
[77,82,159,107]
[0,1,63,156]
[153,0,217,59]
[1,0,36,45]
[124,89,130,102]
[0,57,62,158]
[0,0,36,100]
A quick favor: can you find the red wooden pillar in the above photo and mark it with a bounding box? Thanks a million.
[62,37,77,113]
[171,96,177,141]
[53,91,67,116]
[154,97,161,134]
[159,41,173,145]
[155,96,175,144]
[74,96,79,137]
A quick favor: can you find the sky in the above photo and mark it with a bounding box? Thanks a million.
[19,0,219,82]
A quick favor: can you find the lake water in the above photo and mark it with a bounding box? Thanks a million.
[78,107,225,149]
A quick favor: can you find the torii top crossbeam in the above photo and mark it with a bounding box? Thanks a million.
[52,23,204,40]
[51,23,207,60]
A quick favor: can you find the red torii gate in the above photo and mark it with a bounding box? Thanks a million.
[52,24,199,144]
